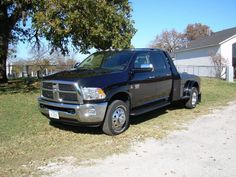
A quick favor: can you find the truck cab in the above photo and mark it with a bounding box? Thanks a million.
[38,48,201,135]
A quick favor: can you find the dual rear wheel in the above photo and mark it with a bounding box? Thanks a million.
[185,87,199,109]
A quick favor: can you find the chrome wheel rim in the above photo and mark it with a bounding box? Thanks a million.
[112,106,126,131]
[192,92,198,105]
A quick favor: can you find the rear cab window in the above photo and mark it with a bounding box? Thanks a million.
[150,52,171,74]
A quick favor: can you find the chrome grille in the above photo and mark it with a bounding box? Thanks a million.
[58,84,76,91]
[41,81,82,104]
[42,82,53,89]
[42,90,53,99]
[59,92,78,102]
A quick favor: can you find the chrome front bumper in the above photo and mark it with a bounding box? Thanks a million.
[38,98,108,124]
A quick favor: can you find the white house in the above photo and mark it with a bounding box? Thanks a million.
[174,27,236,81]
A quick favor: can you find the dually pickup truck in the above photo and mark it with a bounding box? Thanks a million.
[38,48,201,135]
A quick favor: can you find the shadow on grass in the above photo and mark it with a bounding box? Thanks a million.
[49,101,186,135]
[0,78,40,94]
[49,120,104,135]
[130,101,185,125]
[130,108,168,125]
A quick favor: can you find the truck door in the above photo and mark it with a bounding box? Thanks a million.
[149,51,172,99]
[130,52,158,107]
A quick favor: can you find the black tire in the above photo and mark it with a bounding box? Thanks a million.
[185,87,199,109]
[102,100,130,136]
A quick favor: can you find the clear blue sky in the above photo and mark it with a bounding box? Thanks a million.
[131,0,236,47]
[16,0,236,61]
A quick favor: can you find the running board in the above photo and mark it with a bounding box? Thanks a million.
[130,102,170,116]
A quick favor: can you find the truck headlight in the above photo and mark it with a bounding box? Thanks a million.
[81,87,106,100]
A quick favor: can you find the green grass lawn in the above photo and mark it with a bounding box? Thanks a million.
[0,78,236,176]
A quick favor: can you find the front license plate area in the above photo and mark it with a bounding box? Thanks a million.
[49,110,59,119]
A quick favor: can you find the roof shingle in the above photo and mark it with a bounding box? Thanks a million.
[176,27,236,52]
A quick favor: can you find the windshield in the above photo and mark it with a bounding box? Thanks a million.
[77,51,133,71]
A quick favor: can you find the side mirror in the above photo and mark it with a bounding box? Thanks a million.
[133,64,154,72]
[74,62,80,68]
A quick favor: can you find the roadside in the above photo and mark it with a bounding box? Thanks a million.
[40,101,236,177]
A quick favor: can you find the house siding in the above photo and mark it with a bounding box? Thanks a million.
[173,33,236,80]
[174,46,220,66]
[220,36,236,66]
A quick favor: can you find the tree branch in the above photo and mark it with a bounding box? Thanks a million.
[8,1,32,29]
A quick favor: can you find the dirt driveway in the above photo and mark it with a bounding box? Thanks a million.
[41,102,236,177]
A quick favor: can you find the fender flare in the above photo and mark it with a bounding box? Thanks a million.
[183,81,199,97]
[105,86,132,104]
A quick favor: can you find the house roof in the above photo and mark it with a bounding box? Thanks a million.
[176,27,236,52]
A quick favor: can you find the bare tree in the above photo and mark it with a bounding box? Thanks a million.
[10,48,78,78]
[150,29,186,53]
[30,46,51,75]
[50,51,77,69]
[210,53,228,78]
[185,23,212,42]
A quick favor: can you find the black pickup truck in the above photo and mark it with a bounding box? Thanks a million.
[38,48,201,135]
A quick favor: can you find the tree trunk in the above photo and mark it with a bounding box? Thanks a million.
[0,4,9,83]
[0,54,8,83]
[0,36,9,84]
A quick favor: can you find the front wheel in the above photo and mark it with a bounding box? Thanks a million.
[185,87,199,109]
[102,100,130,136]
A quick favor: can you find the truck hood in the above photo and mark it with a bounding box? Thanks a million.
[43,68,129,89]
